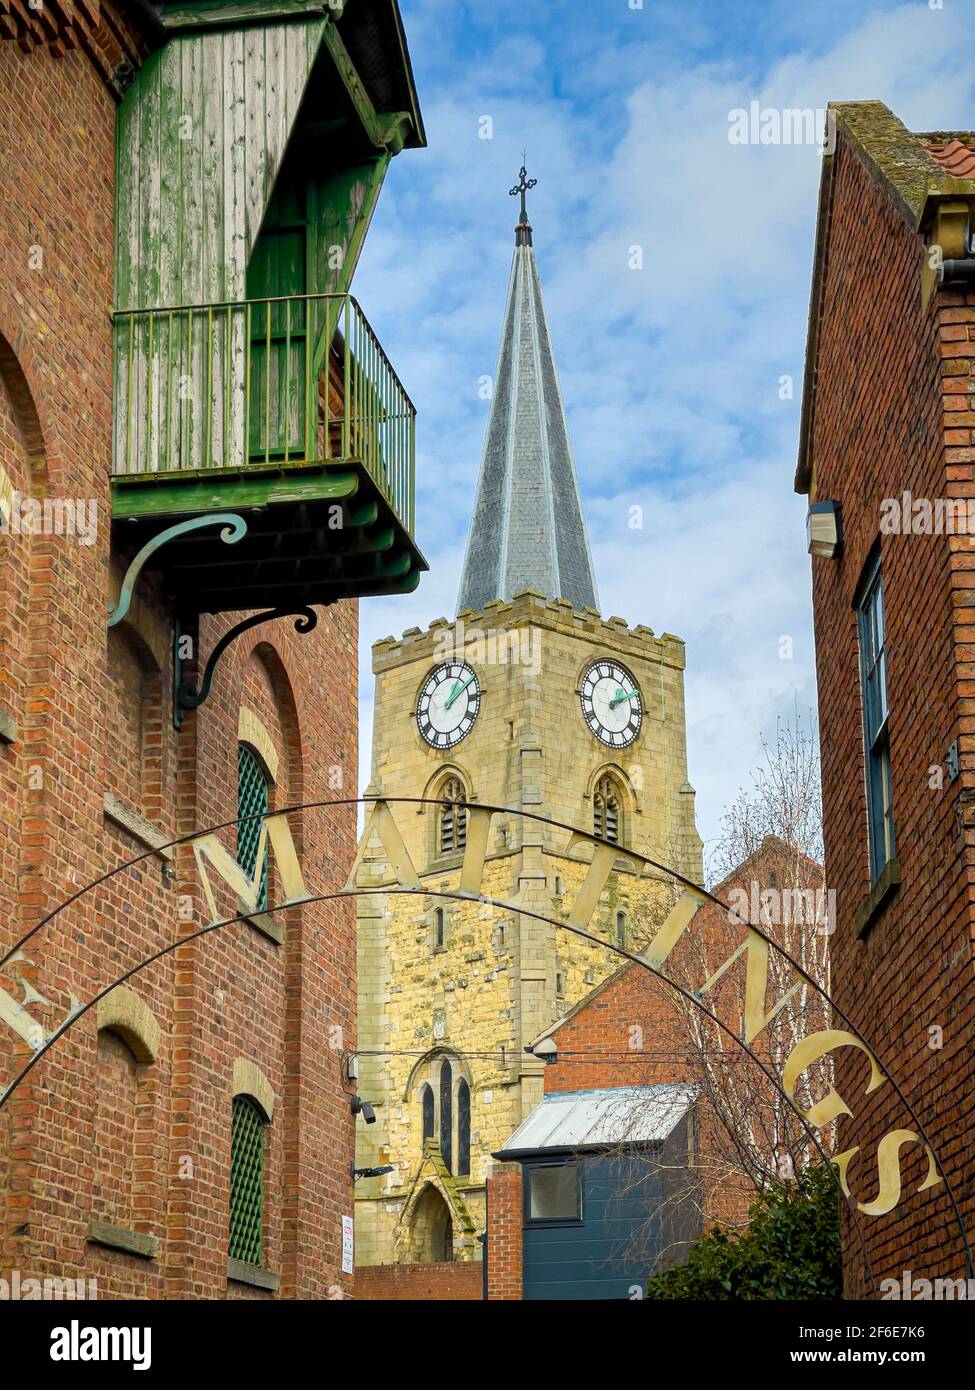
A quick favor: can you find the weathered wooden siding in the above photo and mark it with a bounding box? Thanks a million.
[116,17,326,310]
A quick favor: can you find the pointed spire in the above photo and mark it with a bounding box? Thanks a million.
[456,168,600,617]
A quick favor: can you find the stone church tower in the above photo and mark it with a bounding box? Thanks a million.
[354,173,703,1267]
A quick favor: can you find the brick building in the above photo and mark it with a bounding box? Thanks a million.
[483,837,822,1299]
[796,101,975,1295]
[0,1,425,1299]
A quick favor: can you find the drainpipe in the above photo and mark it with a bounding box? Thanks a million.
[940,259,975,287]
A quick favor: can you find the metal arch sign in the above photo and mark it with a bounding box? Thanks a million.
[0,795,969,1287]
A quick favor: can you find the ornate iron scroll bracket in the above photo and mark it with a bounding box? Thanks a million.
[108,513,248,629]
[172,607,319,730]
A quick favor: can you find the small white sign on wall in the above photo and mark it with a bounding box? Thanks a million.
[342,1215,354,1275]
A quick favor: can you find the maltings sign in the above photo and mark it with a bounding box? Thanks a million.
[0,796,967,1270]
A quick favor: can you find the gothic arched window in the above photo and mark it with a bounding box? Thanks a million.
[439,1059,453,1173]
[457,1079,471,1178]
[438,776,468,856]
[421,1083,435,1142]
[593,774,622,845]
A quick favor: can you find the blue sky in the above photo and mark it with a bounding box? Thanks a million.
[350,0,975,866]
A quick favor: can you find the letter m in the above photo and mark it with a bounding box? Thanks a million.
[191,813,309,934]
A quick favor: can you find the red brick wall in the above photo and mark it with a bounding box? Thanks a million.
[0,14,361,1301]
[355,1260,482,1301]
[485,1167,522,1300]
[806,128,975,1293]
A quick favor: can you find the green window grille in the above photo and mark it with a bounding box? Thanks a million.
[237,743,270,911]
[229,1094,267,1266]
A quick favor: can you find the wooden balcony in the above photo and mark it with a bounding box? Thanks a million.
[111,293,425,614]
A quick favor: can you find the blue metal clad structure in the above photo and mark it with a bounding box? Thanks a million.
[522,1154,661,1301]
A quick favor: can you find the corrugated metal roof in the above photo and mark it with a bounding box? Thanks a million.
[497,1084,696,1156]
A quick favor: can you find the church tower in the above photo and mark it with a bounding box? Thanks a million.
[354,171,703,1266]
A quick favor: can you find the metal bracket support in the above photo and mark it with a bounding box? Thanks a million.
[172,607,319,730]
[109,513,248,629]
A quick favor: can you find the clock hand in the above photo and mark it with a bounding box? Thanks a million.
[609,689,641,710]
[444,673,476,710]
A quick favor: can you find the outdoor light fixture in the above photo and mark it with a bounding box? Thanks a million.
[352,1164,394,1182]
[351,1096,376,1124]
[806,500,843,559]
[525,1037,558,1065]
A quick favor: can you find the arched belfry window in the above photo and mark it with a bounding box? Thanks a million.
[439,1059,453,1174]
[438,775,467,856]
[457,1079,471,1178]
[421,1084,435,1142]
[593,774,622,845]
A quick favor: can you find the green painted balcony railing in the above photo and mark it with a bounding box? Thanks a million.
[112,293,416,539]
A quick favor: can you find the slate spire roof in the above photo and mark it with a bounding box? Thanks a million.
[456,170,600,616]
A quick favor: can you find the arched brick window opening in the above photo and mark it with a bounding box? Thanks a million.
[105,626,163,818]
[457,1078,471,1178]
[409,1184,453,1262]
[593,773,623,844]
[92,1031,141,1232]
[438,774,467,855]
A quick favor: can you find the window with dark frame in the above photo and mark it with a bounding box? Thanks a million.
[457,1078,471,1178]
[229,1094,267,1266]
[237,743,270,911]
[439,1059,453,1173]
[526,1163,582,1223]
[421,1083,435,1142]
[857,557,894,881]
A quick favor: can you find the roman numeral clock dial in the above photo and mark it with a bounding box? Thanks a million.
[416,661,481,749]
[580,659,643,748]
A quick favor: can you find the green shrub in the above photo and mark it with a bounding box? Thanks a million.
[645,1164,841,1300]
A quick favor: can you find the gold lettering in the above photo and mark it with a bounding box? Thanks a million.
[782,1029,885,1128]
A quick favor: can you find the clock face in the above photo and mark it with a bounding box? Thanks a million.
[580,659,643,748]
[416,661,481,749]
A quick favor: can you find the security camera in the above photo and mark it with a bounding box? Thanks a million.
[351,1096,376,1124]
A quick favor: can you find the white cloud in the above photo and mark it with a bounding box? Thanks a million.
[353,0,975,861]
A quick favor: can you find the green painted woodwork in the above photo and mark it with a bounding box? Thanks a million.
[111,463,360,518]
[237,744,270,911]
[229,1093,266,1266]
[111,8,426,616]
[161,1,330,27]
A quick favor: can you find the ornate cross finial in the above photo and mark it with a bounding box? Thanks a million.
[509,162,537,226]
